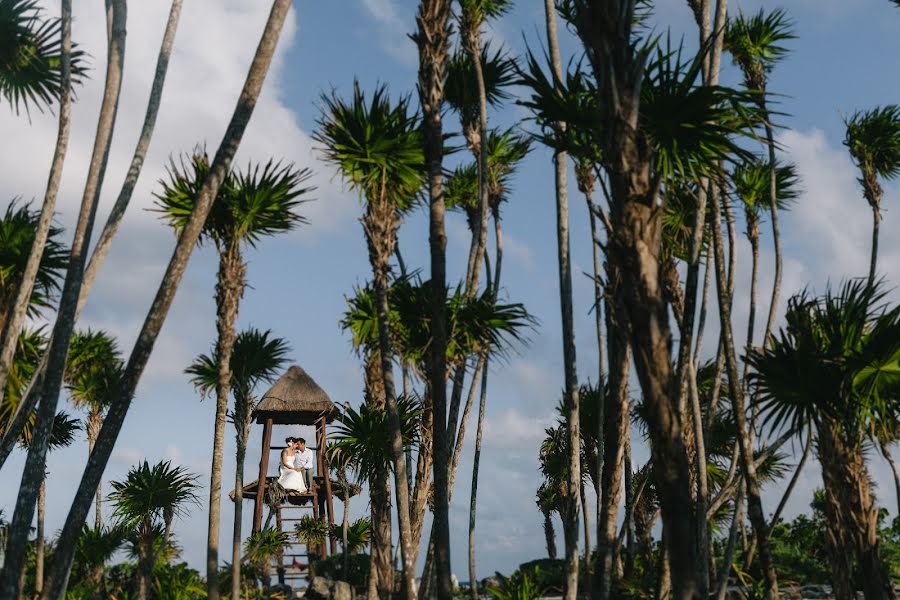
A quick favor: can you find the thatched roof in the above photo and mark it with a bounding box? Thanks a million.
[254,365,337,424]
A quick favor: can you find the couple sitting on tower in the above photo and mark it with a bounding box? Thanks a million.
[277,436,313,494]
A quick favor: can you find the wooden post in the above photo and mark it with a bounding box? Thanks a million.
[320,416,337,555]
[253,417,273,532]
[276,506,286,586]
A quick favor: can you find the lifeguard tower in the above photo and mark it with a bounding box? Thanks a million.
[234,364,339,589]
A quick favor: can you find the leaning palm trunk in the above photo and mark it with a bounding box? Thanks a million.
[35,478,46,594]
[761,117,782,346]
[868,204,880,289]
[415,2,454,599]
[709,185,780,600]
[0,0,182,472]
[39,5,291,597]
[0,0,74,396]
[86,409,103,526]
[207,243,246,600]
[137,525,153,600]
[467,363,489,600]
[713,485,745,600]
[542,2,582,599]
[0,6,127,594]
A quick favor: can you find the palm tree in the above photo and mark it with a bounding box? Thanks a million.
[64,329,124,527]
[724,8,796,347]
[39,6,294,597]
[539,3,582,597]
[18,410,79,595]
[536,482,560,560]
[843,105,900,288]
[748,279,900,600]
[0,201,68,333]
[70,524,125,599]
[243,527,290,590]
[155,152,310,597]
[328,396,422,599]
[413,3,454,598]
[108,460,199,600]
[185,327,289,600]
[731,159,800,389]
[316,83,424,600]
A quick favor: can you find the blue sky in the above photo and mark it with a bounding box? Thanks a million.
[2,0,900,582]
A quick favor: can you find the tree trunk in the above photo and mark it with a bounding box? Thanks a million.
[819,425,895,600]
[366,194,417,600]
[137,528,152,600]
[77,0,184,317]
[761,117,782,347]
[86,410,103,527]
[0,0,182,472]
[371,474,394,600]
[0,0,74,396]
[38,5,291,597]
[769,430,811,529]
[597,289,631,600]
[713,485,744,600]
[207,244,246,600]
[342,476,350,580]
[468,363,488,600]
[543,510,558,559]
[709,184,780,600]
[36,478,46,595]
[231,433,248,600]
[744,231,760,440]
[415,3,453,599]
[1,6,127,595]
[868,204,880,289]
[542,3,582,599]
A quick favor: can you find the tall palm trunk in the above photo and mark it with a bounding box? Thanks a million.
[819,425,895,600]
[415,2,453,599]
[137,523,153,600]
[761,116,782,346]
[0,0,74,395]
[1,6,127,594]
[709,186,779,600]
[370,475,394,600]
[39,5,291,597]
[86,409,103,526]
[207,243,246,600]
[35,478,46,595]
[542,3,582,599]
[868,204,880,289]
[543,508,558,559]
[597,292,630,600]
[231,421,251,600]
[769,428,811,530]
[0,0,182,472]
[713,485,744,600]
[467,361,490,595]
[365,192,417,600]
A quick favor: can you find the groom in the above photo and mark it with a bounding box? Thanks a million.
[294,438,314,490]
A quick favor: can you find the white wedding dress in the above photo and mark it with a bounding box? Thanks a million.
[277,451,307,493]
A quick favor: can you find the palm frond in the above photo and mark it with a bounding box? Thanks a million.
[724,8,796,90]
[108,460,200,530]
[844,105,900,181]
[0,0,87,114]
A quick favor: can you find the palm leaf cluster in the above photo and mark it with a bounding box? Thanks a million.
[314,84,424,212]
[0,200,68,317]
[154,152,313,248]
[723,8,796,92]
[64,329,124,414]
[341,274,533,373]
[0,0,85,114]
[108,460,200,532]
[749,279,900,444]
[327,395,422,484]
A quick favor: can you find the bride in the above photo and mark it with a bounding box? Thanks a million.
[277,437,307,494]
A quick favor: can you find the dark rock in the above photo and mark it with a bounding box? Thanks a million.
[305,576,332,600]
